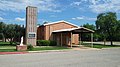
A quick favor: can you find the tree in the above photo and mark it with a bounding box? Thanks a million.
[82,23,97,41]
[0,22,25,44]
[0,22,6,41]
[96,12,118,45]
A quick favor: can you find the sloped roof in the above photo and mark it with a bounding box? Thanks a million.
[43,20,79,27]
[52,27,94,33]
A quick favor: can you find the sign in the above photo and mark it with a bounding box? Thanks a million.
[28,32,36,38]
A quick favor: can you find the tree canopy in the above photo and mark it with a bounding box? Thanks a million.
[0,22,25,44]
[96,12,119,45]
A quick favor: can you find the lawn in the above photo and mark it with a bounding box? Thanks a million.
[0,42,70,52]
[82,43,120,49]
[0,42,16,52]
[0,46,16,52]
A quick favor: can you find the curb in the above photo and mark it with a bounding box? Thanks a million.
[0,52,28,55]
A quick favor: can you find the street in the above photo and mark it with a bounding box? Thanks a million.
[0,48,120,67]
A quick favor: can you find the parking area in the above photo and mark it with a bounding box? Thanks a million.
[0,48,120,67]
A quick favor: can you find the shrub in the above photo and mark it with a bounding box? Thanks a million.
[37,40,50,46]
[37,40,57,46]
[27,44,33,50]
[50,41,57,46]
[37,40,41,46]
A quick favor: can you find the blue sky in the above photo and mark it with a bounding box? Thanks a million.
[0,0,120,26]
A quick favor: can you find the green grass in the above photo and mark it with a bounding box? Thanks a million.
[0,42,70,52]
[28,46,70,51]
[82,43,120,49]
[0,46,16,52]
[0,49,16,52]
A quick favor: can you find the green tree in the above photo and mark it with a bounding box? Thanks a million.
[83,23,95,30]
[96,12,118,45]
[82,23,98,41]
[0,22,25,44]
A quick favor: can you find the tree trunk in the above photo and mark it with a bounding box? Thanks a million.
[110,36,113,46]
[103,38,106,45]
[110,39,113,46]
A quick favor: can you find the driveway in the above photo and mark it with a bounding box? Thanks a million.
[0,48,120,67]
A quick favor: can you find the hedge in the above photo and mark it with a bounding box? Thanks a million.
[37,40,57,46]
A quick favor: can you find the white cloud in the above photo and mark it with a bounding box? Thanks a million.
[0,17,3,20]
[15,17,25,22]
[72,16,96,21]
[0,0,61,12]
[89,0,120,13]
[71,0,120,13]
[71,2,81,6]
[72,17,84,20]
[50,15,57,18]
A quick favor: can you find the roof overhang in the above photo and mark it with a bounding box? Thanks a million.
[52,27,94,33]
[43,20,79,27]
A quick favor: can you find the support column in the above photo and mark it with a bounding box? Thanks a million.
[79,33,81,45]
[61,33,62,47]
[91,33,93,48]
[70,32,73,48]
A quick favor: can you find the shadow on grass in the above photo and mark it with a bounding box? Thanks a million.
[0,42,16,46]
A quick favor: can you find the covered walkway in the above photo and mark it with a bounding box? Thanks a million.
[52,27,94,48]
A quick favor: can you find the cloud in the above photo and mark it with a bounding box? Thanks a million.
[72,16,96,21]
[50,15,57,18]
[89,0,120,13]
[72,17,84,20]
[0,0,61,12]
[71,0,120,13]
[0,17,3,20]
[15,17,25,22]
[70,2,81,6]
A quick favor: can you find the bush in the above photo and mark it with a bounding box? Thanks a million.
[37,40,50,46]
[50,41,57,46]
[37,40,57,46]
[27,44,33,50]
[37,40,41,46]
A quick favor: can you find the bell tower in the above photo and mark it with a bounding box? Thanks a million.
[26,6,37,46]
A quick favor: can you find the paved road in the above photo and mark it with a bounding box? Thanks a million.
[0,48,120,67]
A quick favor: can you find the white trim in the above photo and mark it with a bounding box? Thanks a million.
[43,20,79,27]
[52,28,78,32]
[52,27,94,33]
[80,27,95,32]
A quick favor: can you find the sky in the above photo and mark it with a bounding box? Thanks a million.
[0,0,120,26]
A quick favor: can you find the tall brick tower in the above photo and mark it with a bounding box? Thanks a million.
[26,6,37,46]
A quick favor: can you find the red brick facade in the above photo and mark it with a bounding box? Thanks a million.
[37,21,79,46]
